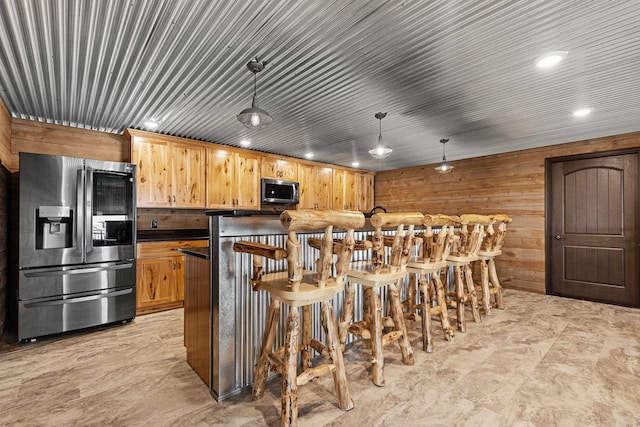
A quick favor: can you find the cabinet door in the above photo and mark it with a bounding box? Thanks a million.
[316,167,333,210]
[261,157,298,180]
[132,138,171,207]
[175,255,185,302]
[235,152,260,209]
[206,149,235,209]
[297,163,317,209]
[172,142,205,208]
[136,257,176,310]
[357,172,374,212]
[333,169,346,210]
[344,170,358,210]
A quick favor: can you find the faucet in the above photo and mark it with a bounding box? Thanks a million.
[369,205,387,215]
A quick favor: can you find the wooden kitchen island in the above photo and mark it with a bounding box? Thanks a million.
[184,210,374,402]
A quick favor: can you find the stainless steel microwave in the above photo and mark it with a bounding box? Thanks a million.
[261,178,299,204]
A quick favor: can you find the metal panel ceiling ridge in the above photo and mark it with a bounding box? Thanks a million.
[0,0,639,171]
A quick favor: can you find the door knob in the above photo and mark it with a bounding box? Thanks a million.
[554,235,562,240]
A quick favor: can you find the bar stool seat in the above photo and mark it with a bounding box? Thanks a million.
[233,209,364,427]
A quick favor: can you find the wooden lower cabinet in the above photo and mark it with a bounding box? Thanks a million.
[136,240,208,315]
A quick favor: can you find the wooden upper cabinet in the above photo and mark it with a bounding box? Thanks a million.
[171,142,206,208]
[235,152,260,209]
[261,156,298,181]
[206,147,260,210]
[298,163,333,210]
[127,129,205,208]
[333,169,357,210]
[131,137,171,207]
[356,172,375,212]
[206,148,234,209]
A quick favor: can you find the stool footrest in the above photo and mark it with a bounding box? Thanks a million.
[348,321,371,339]
[382,330,402,346]
[310,338,329,358]
[297,364,336,386]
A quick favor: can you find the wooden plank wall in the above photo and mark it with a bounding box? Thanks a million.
[374,131,640,294]
[9,118,129,170]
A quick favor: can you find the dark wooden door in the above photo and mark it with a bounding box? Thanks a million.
[547,151,639,306]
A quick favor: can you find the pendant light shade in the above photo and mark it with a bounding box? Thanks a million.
[369,112,392,159]
[237,58,272,130]
[435,138,454,174]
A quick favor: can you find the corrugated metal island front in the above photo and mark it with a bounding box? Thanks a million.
[206,211,375,402]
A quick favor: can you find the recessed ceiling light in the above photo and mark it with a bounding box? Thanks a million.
[305,152,314,159]
[351,161,360,167]
[143,118,160,129]
[573,107,593,117]
[536,51,568,68]
[239,139,251,147]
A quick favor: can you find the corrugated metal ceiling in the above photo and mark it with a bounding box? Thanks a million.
[1,0,639,171]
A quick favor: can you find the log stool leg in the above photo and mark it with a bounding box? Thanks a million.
[282,306,300,427]
[418,275,433,352]
[406,274,418,321]
[464,265,482,323]
[432,273,454,340]
[301,305,313,370]
[367,287,385,387]
[488,258,504,309]
[388,281,415,365]
[454,265,466,333]
[253,299,280,400]
[321,301,354,411]
[480,259,492,316]
[338,281,356,352]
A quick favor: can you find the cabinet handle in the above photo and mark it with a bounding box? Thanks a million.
[168,195,172,203]
[173,262,176,270]
[173,195,176,203]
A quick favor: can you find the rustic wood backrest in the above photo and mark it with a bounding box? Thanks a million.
[483,213,512,252]
[455,214,492,258]
[418,214,459,262]
[280,210,365,289]
[369,212,424,273]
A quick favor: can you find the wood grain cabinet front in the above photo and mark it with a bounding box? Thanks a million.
[126,129,206,208]
[298,163,333,210]
[136,240,207,315]
[261,156,298,181]
[206,147,260,209]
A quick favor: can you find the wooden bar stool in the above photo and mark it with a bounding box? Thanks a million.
[233,209,364,427]
[444,214,490,333]
[339,212,422,387]
[405,214,458,352]
[475,214,512,314]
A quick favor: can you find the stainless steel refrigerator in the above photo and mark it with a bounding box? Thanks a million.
[16,152,137,341]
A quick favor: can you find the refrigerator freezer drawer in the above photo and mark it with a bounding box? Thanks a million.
[18,286,136,341]
[19,261,135,300]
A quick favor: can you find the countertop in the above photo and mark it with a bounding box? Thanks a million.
[137,229,209,242]
[205,210,283,217]
[178,247,210,260]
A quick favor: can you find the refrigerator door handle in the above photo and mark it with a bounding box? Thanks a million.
[85,166,94,255]
[23,288,133,307]
[76,168,85,258]
[23,262,134,277]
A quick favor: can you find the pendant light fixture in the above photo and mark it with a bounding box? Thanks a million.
[369,112,392,159]
[237,58,272,130]
[435,138,454,174]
